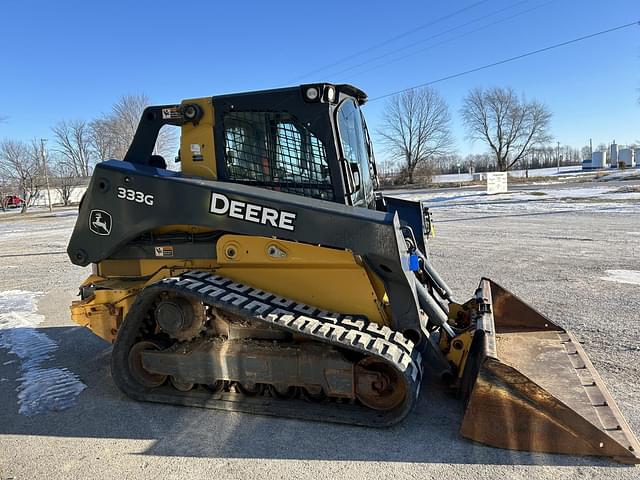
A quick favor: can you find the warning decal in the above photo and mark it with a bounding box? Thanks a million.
[154,246,174,257]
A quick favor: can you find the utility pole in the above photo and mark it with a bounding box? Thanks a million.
[556,141,560,173]
[40,138,53,212]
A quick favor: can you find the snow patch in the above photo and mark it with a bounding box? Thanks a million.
[0,290,86,415]
[601,270,640,286]
[388,182,640,215]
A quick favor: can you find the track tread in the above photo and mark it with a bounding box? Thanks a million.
[111,270,423,427]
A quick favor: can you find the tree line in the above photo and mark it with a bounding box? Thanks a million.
[0,94,176,213]
[1,85,599,212]
[376,85,589,184]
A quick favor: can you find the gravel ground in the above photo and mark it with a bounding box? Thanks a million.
[0,196,638,480]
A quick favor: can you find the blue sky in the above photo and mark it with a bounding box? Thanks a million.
[1,0,638,158]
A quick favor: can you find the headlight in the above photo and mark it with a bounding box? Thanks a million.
[181,103,203,123]
[325,86,336,103]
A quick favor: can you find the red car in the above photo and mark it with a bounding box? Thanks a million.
[2,195,25,209]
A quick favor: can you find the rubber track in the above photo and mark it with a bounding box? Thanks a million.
[111,270,423,427]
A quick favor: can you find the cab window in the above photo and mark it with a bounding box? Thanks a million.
[337,100,373,206]
[223,111,334,201]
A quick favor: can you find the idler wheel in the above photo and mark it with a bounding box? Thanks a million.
[354,357,406,411]
[128,340,167,388]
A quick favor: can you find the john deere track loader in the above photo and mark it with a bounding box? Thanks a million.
[68,84,639,463]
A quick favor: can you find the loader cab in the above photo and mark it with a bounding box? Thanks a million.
[124,84,378,208]
[211,83,377,208]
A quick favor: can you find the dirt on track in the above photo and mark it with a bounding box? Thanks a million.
[0,204,638,480]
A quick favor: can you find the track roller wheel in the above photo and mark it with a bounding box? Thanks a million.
[235,382,265,396]
[128,340,167,388]
[204,380,225,393]
[301,386,327,403]
[170,376,194,392]
[268,385,299,400]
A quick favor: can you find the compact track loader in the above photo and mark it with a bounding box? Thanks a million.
[68,84,639,463]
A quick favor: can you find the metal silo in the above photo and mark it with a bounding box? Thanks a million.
[610,141,618,167]
[618,148,634,167]
[591,151,607,169]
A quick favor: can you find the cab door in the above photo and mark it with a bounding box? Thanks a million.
[336,99,374,208]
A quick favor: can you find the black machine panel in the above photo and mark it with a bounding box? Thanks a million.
[68,160,423,335]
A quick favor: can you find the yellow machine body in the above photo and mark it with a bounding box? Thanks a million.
[71,234,389,343]
[178,97,218,178]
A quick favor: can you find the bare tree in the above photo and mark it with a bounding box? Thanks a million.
[51,156,81,206]
[461,152,495,173]
[378,87,453,184]
[0,140,43,213]
[88,117,118,162]
[0,175,9,211]
[91,93,177,161]
[106,94,145,158]
[461,86,552,171]
[52,119,93,177]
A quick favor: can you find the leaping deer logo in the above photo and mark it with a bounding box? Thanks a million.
[89,210,112,235]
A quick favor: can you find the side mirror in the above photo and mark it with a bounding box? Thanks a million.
[350,162,361,192]
[340,157,355,194]
[340,158,362,194]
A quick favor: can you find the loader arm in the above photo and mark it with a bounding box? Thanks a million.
[68,160,426,340]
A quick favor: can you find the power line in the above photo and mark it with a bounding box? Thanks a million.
[325,0,532,79]
[370,20,640,102]
[291,0,490,82]
[341,0,554,81]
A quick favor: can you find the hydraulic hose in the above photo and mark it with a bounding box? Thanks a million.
[416,250,457,303]
[415,281,456,338]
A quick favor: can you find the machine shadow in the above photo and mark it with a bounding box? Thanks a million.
[0,325,627,468]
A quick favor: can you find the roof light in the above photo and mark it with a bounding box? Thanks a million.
[305,87,320,101]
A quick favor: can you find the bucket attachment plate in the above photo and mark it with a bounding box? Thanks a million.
[459,279,640,464]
